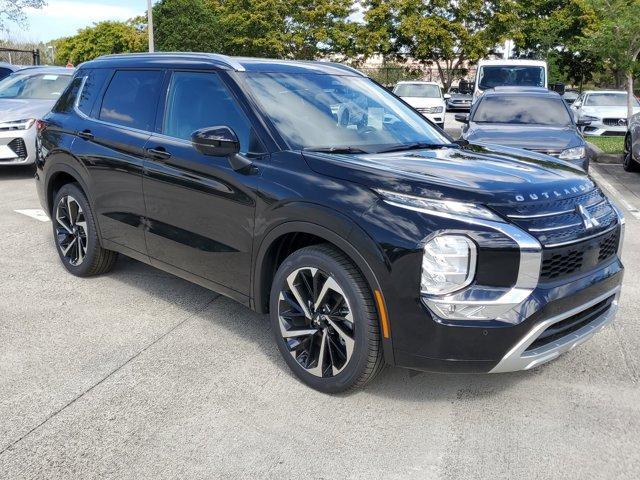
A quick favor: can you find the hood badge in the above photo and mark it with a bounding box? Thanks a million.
[577,204,600,230]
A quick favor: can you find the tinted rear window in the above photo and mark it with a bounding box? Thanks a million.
[473,95,572,125]
[77,69,110,116]
[99,70,162,131]
[51,76,83,113]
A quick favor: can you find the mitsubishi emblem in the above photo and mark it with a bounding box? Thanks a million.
[577,204,600,230]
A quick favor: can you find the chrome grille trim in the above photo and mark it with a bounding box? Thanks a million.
[507,208,575,219]
[529,222,582,233]
[544,223,619,248]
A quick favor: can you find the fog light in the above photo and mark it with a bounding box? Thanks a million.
[421,235,476,295]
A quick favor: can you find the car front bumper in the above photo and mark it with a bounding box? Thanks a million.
[360,198,624,374]
[582,121,627,137]
[0,126,36,165]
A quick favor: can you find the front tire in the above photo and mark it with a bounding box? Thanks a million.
[52,183,118,276]
[269,245,384,393]
[623,134,640,172]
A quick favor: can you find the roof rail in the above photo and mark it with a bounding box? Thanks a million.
[95,52,246,72]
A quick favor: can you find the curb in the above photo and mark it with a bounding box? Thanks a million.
[587,142,623,164]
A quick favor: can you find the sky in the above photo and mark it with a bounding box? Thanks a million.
[5,0,149,43]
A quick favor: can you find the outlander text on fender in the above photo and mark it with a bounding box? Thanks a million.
[35,54,624,393]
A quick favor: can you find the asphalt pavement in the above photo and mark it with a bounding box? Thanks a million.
[0,163,639,479]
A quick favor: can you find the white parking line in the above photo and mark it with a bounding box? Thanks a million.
[590,169,640,220]
[14,209,50,222]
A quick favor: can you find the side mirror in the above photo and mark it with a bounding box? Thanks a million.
[454,113,469,124]
[192,126,240,156]
[443,93,451,100]
[191,125,253,171]
[576,116,597,127]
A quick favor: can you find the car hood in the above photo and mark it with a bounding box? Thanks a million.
[303,143,593,206]
[580,105,640,118]
[464,124,583,151]
[0,98,56,122]
[400,96,445,108]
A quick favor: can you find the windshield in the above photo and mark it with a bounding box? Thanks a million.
[0,72,72,100]
[473,95,572,125]
[477,66,545,90]
[393,83,441,98]
[244,73,449,151]
[585,93,640,107]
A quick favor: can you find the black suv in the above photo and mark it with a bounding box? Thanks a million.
[36,53,624,393]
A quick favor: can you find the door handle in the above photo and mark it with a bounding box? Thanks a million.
[77,130,93,140]
[146,147,172,160]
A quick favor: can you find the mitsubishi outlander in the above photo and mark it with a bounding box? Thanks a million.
[35,54,624,393]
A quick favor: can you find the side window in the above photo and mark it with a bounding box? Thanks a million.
[51,76,83,113]
[77,68,110,116]
[162,71,258,154]
[99,70,163,131]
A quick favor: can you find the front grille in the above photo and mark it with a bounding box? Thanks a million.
[491,188,618,247]
[539,228,620,282]
[525,295,615,351]
[416,106,443,114]
[603,118,626,127]
[7,138,27,159]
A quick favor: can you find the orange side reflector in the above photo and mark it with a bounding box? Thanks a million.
[374,289,390,339]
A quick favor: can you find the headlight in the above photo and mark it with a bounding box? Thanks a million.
[0,118,36,131]
[421,235,476,295]
[374,189,504,223]
[434,106,444,113]
[558,146,586,160]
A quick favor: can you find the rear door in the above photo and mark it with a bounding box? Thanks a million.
[142,70,265,297]
[72,68,164,257]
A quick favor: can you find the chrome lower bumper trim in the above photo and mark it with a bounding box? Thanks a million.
[489,287,620,373]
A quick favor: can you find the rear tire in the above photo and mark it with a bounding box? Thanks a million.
[269,244,384,393]
[623,134,640,172]
[52,183,118,276]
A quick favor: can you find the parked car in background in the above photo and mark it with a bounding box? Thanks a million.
[624,112,640,172]
[393,81,447,129]
[36,53,624,393]
[456,87,591,170]
[0,66,73,166]
[572,90,640,136]
[0,62,21,82]
[562,89,580,105]
[445,85,472,111]
[473,59,547,103]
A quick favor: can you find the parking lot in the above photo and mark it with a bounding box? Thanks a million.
[0,163,639,479]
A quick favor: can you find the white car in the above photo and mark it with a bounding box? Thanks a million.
[473,59,548,103]
[393,81,447,129]
[0,66,73,166]
[572,90,640,136]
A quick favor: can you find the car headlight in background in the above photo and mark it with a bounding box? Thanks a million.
[0,118,36,131]
[374,189,504,222]
[421,235,476,295]
[559,146,586,160]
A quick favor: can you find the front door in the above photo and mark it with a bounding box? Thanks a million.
[142,70,265,297]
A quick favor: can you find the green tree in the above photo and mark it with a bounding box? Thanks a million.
[54,21,147,65]
[153,0,356,59]
[579,0,640,118]
[512,0,599,85]
[361,0,518,89]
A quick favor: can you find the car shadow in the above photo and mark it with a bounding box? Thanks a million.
[0,165,36,180]
[102,255,527,400]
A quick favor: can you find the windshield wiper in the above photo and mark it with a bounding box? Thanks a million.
[376,142,457,153]
[304,146,369,154]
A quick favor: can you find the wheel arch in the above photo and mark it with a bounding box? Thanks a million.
[252,211,394,364]
[46,164,91,215]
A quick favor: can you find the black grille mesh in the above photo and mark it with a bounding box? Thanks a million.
[8,138,27,159]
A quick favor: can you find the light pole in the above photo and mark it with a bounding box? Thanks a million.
[147,0,154,52]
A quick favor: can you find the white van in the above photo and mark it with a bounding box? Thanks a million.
[473,59,548,102]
